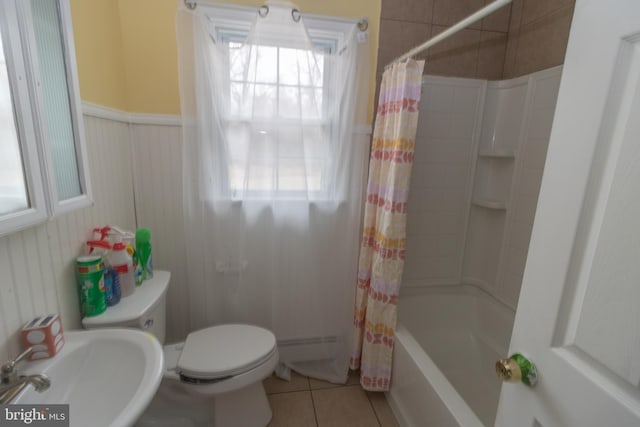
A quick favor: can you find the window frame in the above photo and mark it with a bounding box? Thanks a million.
[0,0,48,234]
[19,0,92,216]
[0,0,92,237]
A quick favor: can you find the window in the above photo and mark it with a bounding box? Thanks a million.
[202,4,354,200]
[0,0,91,236]
[0,28,32,216]
[223,38,333,196]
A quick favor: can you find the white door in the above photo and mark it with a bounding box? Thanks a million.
[495,1,640,426]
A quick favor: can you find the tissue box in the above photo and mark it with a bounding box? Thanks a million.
[21,314,64,360]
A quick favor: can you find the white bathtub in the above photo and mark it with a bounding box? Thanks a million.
[387,284,515,427]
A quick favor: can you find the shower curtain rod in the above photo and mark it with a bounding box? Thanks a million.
[386,0,512,68]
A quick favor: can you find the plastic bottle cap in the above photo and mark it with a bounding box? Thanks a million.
[113,242,126,251]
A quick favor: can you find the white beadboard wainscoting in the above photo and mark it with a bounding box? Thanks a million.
[76,104,191,343]
[129,122,189,343]
[0,115,135,360]
[0,104,193,361]
[80,105,191,343]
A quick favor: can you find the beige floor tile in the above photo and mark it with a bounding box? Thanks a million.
[367,392,400,427]
[267,391,317,427]
[312,385,380,427]
[309,370,361,390]
[264,371,310,394]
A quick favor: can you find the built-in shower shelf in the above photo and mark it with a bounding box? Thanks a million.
[472,198,508,210]
[478,149,515,158]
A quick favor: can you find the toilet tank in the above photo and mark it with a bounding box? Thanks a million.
[82,270,170,344]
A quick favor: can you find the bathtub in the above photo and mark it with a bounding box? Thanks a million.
[387,284,515,427]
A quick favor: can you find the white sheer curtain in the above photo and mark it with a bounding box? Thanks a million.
[176,1,370,383]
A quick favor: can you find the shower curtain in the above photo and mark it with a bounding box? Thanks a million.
[176,2,371,383]
[350,59,425,391]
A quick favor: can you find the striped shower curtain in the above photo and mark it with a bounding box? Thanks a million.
[350,59,425,392]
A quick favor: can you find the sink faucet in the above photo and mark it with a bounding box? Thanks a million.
[0,347,50,404]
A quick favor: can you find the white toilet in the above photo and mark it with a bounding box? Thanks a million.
[82,271,278,427]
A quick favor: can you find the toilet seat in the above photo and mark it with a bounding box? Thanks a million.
[174,324,277,382]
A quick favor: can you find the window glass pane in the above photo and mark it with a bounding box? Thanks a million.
[252,83,276,117]
[300,88,323,119]
[278,86,300,118]
[279,48,323,87]
[230,82,250,115]
[31,0,81,201]
[247,161,274,191]
[245,45,277,84]
[279,48,299,86]
[0,28,29,215]
[303,159,322,192]
[278,158,307,191]
[223,33,332,196]
[302,126,326,158]
[229,42,247,81]
[278,127,304,157]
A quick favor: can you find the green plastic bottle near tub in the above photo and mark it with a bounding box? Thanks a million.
[136,228,153,281]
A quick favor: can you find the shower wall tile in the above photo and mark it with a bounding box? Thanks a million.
[380,0,434,23]
[512,5,574,77]
[480,0,511,32]
[425,27,482,78]
[504,2,575,78]
[379,0,511,81]
[520,0,575,26]
[477,31,508,80]
[377,19,431,74]
[433,0,485,29]
[501,37,518,83]
[508,0,524,30]
[378,0,573,81]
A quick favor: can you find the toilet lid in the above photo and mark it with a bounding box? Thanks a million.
[177,324,277,380]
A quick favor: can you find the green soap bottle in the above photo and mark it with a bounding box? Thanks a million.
[136,228,153,281]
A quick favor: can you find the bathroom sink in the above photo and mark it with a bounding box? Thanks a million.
[14,329,164,427]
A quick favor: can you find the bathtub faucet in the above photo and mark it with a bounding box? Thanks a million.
[0,347,51,404]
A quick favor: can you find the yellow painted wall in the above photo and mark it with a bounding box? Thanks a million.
[116,0,181,115]
[70,0,380,119]
[69,0,128,111]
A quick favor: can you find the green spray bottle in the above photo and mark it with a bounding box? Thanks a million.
[136,228,153,281]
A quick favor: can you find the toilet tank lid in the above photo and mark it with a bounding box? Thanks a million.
[82,270,170,327]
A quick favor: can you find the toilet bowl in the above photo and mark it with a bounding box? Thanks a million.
[82,271,278,427]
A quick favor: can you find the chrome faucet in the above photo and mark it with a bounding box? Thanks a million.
[0,347,50,404]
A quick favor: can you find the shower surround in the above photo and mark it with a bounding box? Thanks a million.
[389,66,562,426]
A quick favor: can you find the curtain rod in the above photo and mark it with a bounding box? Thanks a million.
[385,0,512,68]
[184,0,369,30]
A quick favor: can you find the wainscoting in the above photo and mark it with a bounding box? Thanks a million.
[0,102,197,360]
[0,115,135,360]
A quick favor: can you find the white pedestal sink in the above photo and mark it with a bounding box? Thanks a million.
[14,329,164,427]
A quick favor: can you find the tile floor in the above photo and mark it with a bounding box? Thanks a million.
[263,371,400,427]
